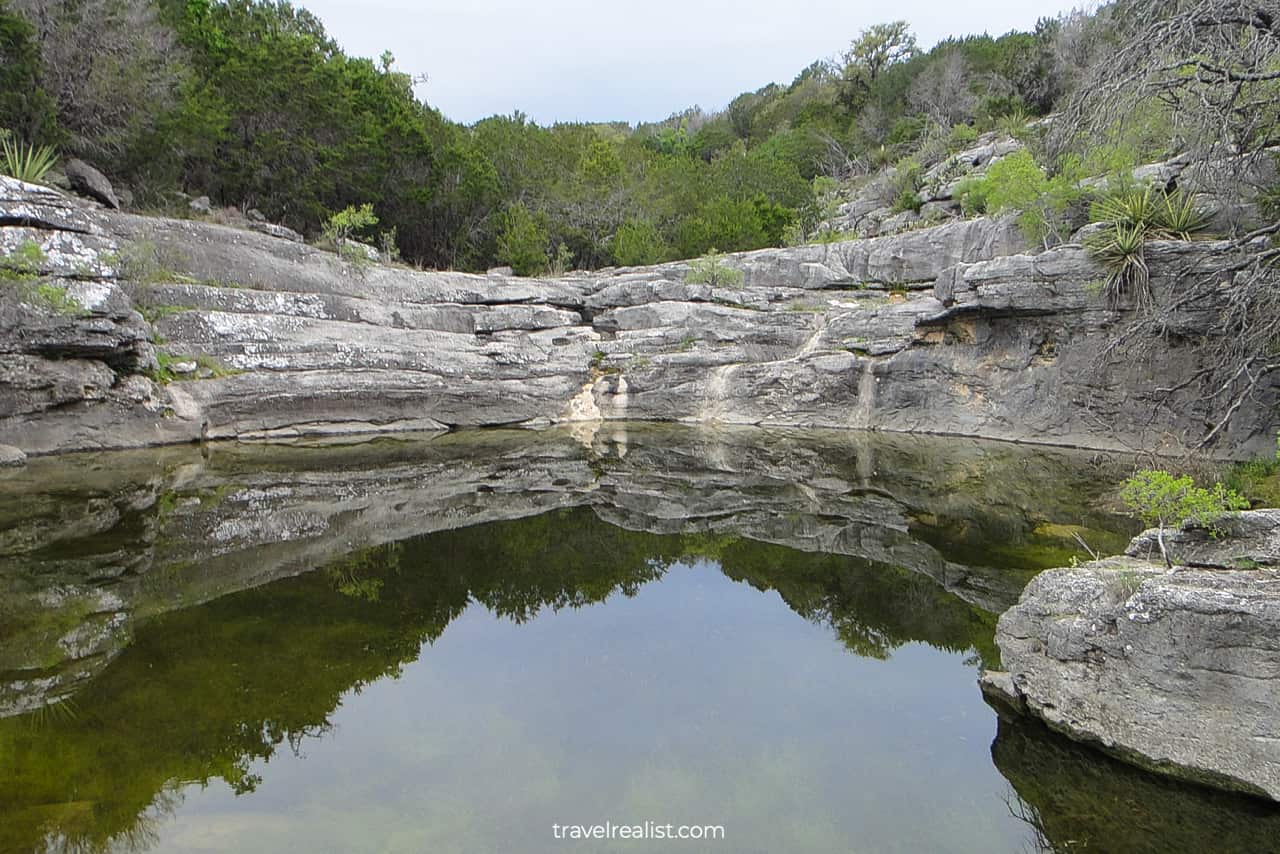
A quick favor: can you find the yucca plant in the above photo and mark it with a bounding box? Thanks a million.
[1089,186,1162,230]
[1,135,58,184]
[1151,190,1210,240]
[1085,222,1151,310]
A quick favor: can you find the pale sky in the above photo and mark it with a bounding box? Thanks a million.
[302,0,1079,125]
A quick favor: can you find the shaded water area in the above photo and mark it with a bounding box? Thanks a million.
[2,425,1278,853]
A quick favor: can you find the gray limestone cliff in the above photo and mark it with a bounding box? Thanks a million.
[1,174,1276,457]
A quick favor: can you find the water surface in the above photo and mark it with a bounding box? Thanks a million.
[2,426,1276,853]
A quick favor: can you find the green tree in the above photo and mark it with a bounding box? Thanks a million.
[1120,470,1247,569]
[0,3,58,145]
[496,202,549,276]
[322,203,378,261]
[611,219,665,266]
[839,21,918,112]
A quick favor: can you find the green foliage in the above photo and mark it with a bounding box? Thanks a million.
[979,149,1047,214]
[0,241,83,314]
[30,281,80,314]
[0,0,1154,277]
[1089,186,1161,230]
[684,248,744,288]
[0,8,58,146]
[496,202,549,276]
[108,239,201,285]
[0,239,45,281]
[1222,436,1280,509]
[611,220,665,266]
[675,196,770,258]
[1120,470,1244,530]
[1084,187,1209,308]
[786,176,847,245]
[948,123,979,150]
[839,21,918,112]
[1151,191,1210,240]
[1120,470,1247,567]
[548,241,574,276]
[377,228,401,264]
[1084,221,1150,309]
[889,157,924,214]
[322,203,379,262]
[955,148,1088,246]
[0,132,56,183]
[148,351,238,384]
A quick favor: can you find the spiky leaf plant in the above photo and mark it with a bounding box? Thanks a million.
[1089,186,1161,230]
[1085,222,1151,310]
[1151,190,1210,240]
[0,135,57,184]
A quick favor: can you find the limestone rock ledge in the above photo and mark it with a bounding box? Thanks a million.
[982,509,1280,800]
[2,176,1276,455]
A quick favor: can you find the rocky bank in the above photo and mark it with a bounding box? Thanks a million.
[2,171,1276,457]
[983,509,1280,800]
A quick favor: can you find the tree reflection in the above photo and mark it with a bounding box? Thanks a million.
[0,507,1006,853]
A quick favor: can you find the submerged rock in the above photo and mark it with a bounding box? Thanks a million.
[983,510,1280,800]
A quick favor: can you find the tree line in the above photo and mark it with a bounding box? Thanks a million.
[0,0,1207,274]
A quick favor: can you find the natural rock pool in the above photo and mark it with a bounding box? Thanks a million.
[2,426,1278,853]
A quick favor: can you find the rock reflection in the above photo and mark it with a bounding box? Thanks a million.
[0,425,1143,852]
[991,707,1280,853]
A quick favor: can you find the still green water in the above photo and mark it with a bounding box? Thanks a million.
[1,426,1277,853]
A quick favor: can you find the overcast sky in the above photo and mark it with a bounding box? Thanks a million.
[301,0,1079,126]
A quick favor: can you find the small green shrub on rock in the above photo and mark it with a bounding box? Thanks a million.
[1223,435,1280,509]
[889,157,924,214]
[684,249,744,288]
[1120,470,1247,569]
[0,239,45,281]
[322,203,378,264]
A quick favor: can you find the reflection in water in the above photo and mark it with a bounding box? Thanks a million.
[1,425,1271,852]
[991,708,1280,853]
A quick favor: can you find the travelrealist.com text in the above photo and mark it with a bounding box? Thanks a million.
[552,822,726,841]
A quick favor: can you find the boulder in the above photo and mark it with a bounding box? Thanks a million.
[189,195,212,214]
[64,159,119,210]
[983,510,1280,800]
[247,221,303,243]
[0,444,26,467]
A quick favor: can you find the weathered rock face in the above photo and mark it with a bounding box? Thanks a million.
[983,509,1280,800]
[0,425,1135,718]
[1,178,1275,456]
[63,159,120,210]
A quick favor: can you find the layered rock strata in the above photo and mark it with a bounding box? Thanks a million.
[1,175,1275,456]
